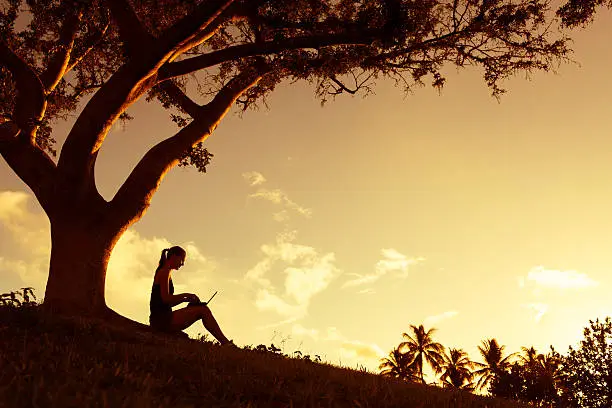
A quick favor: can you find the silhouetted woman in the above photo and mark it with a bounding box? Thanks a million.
[149,246,232,345]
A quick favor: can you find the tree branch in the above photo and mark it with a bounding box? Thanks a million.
[110,67,266,226]
[0,41,46,140]
[0,121,57,213]
[57,63,158,188]
[40,11,83,92]
[156,81,204,118]
[159,0,236,58]
[52,0,252,210]
[57,0,241,188]
[160,30,379,80]
[329,76,358,94]
[66,19,111,72]
[106,0,156,56]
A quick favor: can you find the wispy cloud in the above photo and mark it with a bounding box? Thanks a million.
[523,303,549,323]
[249,188,312,218]
[255,288,306,318]
[273,210,290,223]
[243,171,311,220]
[524,266,598,289]
[292,323,319,340]
[245,231,340,320]
[242,171,267,186]
[340,340,385,362]
[342,248,424,288]
[424,310,459,327]
[290,324,384,365]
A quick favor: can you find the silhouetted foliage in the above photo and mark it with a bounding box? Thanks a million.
[557,0,612,27]
[379,346,421,382]
[555,317,612,407]
[0,287,38,308]
[399,324,445,384]
[436,348,475,391]
[490,347,560,406]
[474,338,516,393]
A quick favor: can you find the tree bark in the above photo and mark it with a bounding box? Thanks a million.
[43,208,122,317]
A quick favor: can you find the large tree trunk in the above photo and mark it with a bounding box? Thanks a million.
[43,208,122,317]
[42,211,180,336]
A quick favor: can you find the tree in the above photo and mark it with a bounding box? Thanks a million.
[0,0,572,322]
[473,338,515,393]
[491,347,560,407]
[379,346,420,382]
[555,317,612,407]
[518,346,539,367]
[436,347,475,391]
[399,324,444,383]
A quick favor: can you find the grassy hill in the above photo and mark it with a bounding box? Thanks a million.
[0,305,527,408]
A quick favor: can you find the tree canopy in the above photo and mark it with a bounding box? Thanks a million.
[555,317,612,407]
[2,0,571,168]
[0,0,583,316]
[557,0,612,27]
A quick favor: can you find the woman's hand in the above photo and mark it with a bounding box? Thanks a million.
[183,293,200,303]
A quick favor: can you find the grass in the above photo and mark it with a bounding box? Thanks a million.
[0,305,528,408]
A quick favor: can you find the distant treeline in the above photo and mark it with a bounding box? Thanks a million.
[379,321,612,407]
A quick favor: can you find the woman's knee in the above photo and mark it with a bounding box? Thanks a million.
[199,305,212,318]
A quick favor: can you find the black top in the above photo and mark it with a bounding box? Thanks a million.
[150,278,174,316]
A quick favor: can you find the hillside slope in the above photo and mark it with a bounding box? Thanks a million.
[0,306,527,408]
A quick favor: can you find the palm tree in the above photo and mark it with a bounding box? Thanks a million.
[474,338,516,392]
[399,324,445,384]
[379,346,420,382]
[519,346,540,368]
[437,348,476,391]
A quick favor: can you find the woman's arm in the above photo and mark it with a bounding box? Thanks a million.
[159,277,194,306]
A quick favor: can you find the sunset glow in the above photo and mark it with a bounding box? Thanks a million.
[2,8,612,377]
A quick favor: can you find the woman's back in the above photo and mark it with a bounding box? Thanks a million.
[150,276,174,316]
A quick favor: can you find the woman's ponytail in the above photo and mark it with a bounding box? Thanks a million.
[156,248,169,272]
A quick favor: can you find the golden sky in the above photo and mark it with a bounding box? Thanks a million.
[2,10,612,377]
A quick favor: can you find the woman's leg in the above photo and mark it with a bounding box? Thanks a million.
[170,305,230,344]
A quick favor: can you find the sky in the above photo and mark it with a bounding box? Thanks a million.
[2,7,612,381]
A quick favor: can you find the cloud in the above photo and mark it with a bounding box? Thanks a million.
[289,324,384,367]
[249,188,312,218]
[273,210,290,223]
[343,248,424,288]
[325,327,343,341]
[284,253,338,304]
[340,340,385,361]
[243,172,311,220]
[0,190,28,220]
[424,310,459,327]
[0,191,50,256]
[0,191,50,296]
[523,303,549,323]
[242,171,267,186]
[524,266,598,289]
[245,231,340,320]
[255,288,306,318]
[292,323,319,340]
[0,256,47,295]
